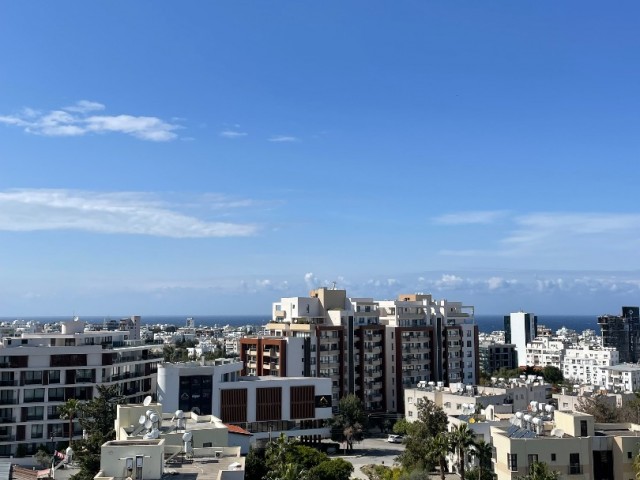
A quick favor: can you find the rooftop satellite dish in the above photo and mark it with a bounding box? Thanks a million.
[175,410,184,419]
[144,420,153,430]
[143,396,152,406]
[182,431,192,442]
[149,413,160,423]
[138,415,147,425]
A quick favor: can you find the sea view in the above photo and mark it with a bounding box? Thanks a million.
[0,314,601,334]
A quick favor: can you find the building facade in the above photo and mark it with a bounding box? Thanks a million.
[0,318,161,457]
[598,306,640,363]
[157,359,332,445]
[261,288,479,413]
[504,312,537,367]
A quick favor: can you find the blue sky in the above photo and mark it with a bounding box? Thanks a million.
[1,2,639,316]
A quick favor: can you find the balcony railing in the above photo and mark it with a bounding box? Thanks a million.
[568,465,583,475]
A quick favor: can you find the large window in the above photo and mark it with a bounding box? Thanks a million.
[31,424,43,439]
[569,453,581,475]
[178,375,213,415]
[49,370,61,384]
[23,371,43,385]
[507,453,518,472]
[24,389,45,403]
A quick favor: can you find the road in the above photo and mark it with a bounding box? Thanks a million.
[335,436,405,479]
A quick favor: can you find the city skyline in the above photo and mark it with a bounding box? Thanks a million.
[1,2,639,316]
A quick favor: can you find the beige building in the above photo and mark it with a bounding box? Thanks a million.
[491,409,640,480]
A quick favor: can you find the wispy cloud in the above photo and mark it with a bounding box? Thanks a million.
[219,130,248,138]
[433,210,507,225]
[0,189,258,238]
[268,135,299,143]
[0,100,181,141]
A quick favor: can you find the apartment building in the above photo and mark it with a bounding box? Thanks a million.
[239,336,308,377]
[491,409,640,480]
[562,346,619,385]
[261,288,479,414]
[525,336,567,369]
[157,359,332,445]
[593,364,640,392]
[0,318,161,457]
[598,307,640,363]
[505,312,537,366]
[479,342,517,374]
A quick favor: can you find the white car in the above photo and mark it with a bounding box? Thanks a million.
[387,434,402,443]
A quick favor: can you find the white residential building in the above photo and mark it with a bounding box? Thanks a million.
[593,364,640,392]
[525,336,567,369]
[562,346,619,385]
[0,318,161,457]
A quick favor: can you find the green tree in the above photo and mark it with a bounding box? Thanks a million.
[245,447,268,480]
[542,366,563,385]
[397,398,447,471]
[308,457,353,480]
[392,418,410,436]
[515,461,559,480]
[330,394,367,451]
[449,424,475,480]
[69,385,125,480]
[426,432,450,480]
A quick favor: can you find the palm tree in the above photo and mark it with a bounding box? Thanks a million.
[449,424,475,480]
[472,439,493,480]
[426,432,450,480]
[58,399,81,447]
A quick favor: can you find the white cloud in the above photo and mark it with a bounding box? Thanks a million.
[0,189,258,238]
[268,135,299,143]
[0,101,181,141]
[433,210,507,225]
[219,130,248,138]
[63,100,105,113]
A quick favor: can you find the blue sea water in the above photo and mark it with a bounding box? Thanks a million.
[0,314,601,334]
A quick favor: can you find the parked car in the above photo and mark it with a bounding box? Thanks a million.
[387,434,402,443]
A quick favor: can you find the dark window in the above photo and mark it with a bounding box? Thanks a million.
[628,452,633,459]
[569,453,581,474]
[551,453,556,461]
[580,420,588,437]
[508,453,517,471]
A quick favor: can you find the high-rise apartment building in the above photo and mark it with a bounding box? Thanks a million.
[598,306,640,363]
[504,312,537,366]
[250,288,478,414]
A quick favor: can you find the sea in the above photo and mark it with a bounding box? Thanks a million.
[0,314,601,334]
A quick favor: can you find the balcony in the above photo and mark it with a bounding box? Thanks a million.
[0,417,14,424]
[0,381,17,387]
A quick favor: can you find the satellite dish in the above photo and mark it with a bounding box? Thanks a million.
[149,413,160,423]
[144,420,153,429]
[175,410,184,419]
[139,415,147,425]
[143,396,152,406]
[182,431,192,442]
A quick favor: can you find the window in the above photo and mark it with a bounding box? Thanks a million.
[467,341,472,347]
[528,454,538,471]
[551,453,556,462]
[580,420,587,437]
[507,453,517,472]
[569,453,581,475]
[31,424,43,439]
[408,411,413,417]
[628,452,633,459]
